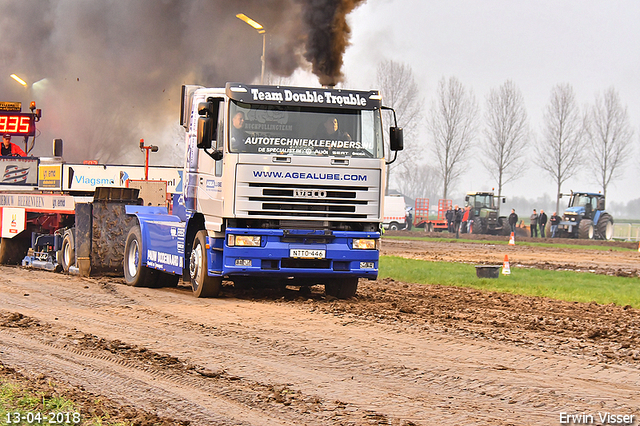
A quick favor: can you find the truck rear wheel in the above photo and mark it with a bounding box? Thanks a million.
[60,230,75,273]
[124,225,159,287]
[325,277,358,299]
[190,230,221,298]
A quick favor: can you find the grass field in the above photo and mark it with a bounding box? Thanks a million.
[380,255,640,308]
[382,235,636,252]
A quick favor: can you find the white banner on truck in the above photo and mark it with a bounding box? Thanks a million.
[62,164,183,193]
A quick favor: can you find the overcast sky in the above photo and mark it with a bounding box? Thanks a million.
[3,1,638,209]
[339,0,640,207]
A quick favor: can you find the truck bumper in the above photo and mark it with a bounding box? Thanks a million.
[208,228,379,280]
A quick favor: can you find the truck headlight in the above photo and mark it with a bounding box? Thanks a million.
[228,235,261,247]
[353,238,377,250]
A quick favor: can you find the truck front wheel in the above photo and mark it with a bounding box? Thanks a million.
[124,225,159,287]
[190,230,221,298]
[325,277,358,299]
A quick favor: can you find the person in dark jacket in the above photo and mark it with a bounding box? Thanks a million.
[549,211,561,238]
[508,209,518,234]
[453,205,463,238]
[445,207,454,233]
[539,209,548,238]
[530,209,539,238]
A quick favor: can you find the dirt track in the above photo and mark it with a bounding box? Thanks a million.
[1,237,639,425]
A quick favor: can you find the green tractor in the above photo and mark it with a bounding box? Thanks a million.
[464,191,509,235]
[556,191,614,239]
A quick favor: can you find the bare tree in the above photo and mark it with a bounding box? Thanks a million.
[536,83,585,212]
[428,76,479,200]
[585,87,635,198]
[395,162,440,201]
[375,60,423,194]
[482,80,529,208]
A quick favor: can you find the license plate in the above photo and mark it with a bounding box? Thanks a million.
[290,249,325,259]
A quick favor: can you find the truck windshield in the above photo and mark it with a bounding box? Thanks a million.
[228,100,383,158]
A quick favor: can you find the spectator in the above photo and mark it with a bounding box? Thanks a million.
[550,211,561,238]
[1,134,26,157]
[508,209,518,234]
[454,205,463,239]
[405,208,413,231]
[530,209,539,238]
[539,209,548,238]
[445,206,454,233]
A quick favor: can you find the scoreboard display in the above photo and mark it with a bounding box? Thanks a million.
[0,112,36,137]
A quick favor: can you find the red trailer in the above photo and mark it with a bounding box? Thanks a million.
[414,198,452,232]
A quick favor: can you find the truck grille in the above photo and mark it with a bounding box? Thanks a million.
[235,165,380,221]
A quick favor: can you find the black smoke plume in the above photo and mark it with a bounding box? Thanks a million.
[0,0,365,164]
[298,0,366,86]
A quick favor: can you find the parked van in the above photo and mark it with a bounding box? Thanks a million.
[383,195,407,230]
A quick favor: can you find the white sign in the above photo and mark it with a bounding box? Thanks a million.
[1,207,25,238]
[62,164,183,193]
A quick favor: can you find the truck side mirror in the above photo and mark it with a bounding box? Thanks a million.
[502,198,506,203]
[197,116,213,149]
[389,127,403,151]
[196,99,221,149]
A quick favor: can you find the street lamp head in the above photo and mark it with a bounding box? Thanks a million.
[10,74,27,87]
[236,13,264,33]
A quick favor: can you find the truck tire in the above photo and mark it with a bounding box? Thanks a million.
[388,222,399,231]
[578,219,594,239]
[124,225,159,287]
[60,230,75,273]
[325,277,358,299]
[596,213,614,240]
[190,230,221,298]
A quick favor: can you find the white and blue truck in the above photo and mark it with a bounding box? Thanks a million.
[122,83,403,298]
[1,83,403,299]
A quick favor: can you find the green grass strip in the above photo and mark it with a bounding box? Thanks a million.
[382,235,635,252]
[0,380,130,426]
[380,255,640,308]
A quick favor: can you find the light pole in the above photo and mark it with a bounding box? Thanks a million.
[236,13,266,84]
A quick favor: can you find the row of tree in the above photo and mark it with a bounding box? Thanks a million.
[376,60,636,212]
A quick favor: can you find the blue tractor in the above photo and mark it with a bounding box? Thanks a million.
[557,191,614,240]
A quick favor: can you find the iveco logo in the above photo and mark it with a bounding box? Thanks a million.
[293,189,327,198]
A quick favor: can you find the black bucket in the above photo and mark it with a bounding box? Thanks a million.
[475,265,501,278]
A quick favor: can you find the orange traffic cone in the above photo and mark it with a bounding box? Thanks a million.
[502,255,511,275]
[508,232,515,246]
